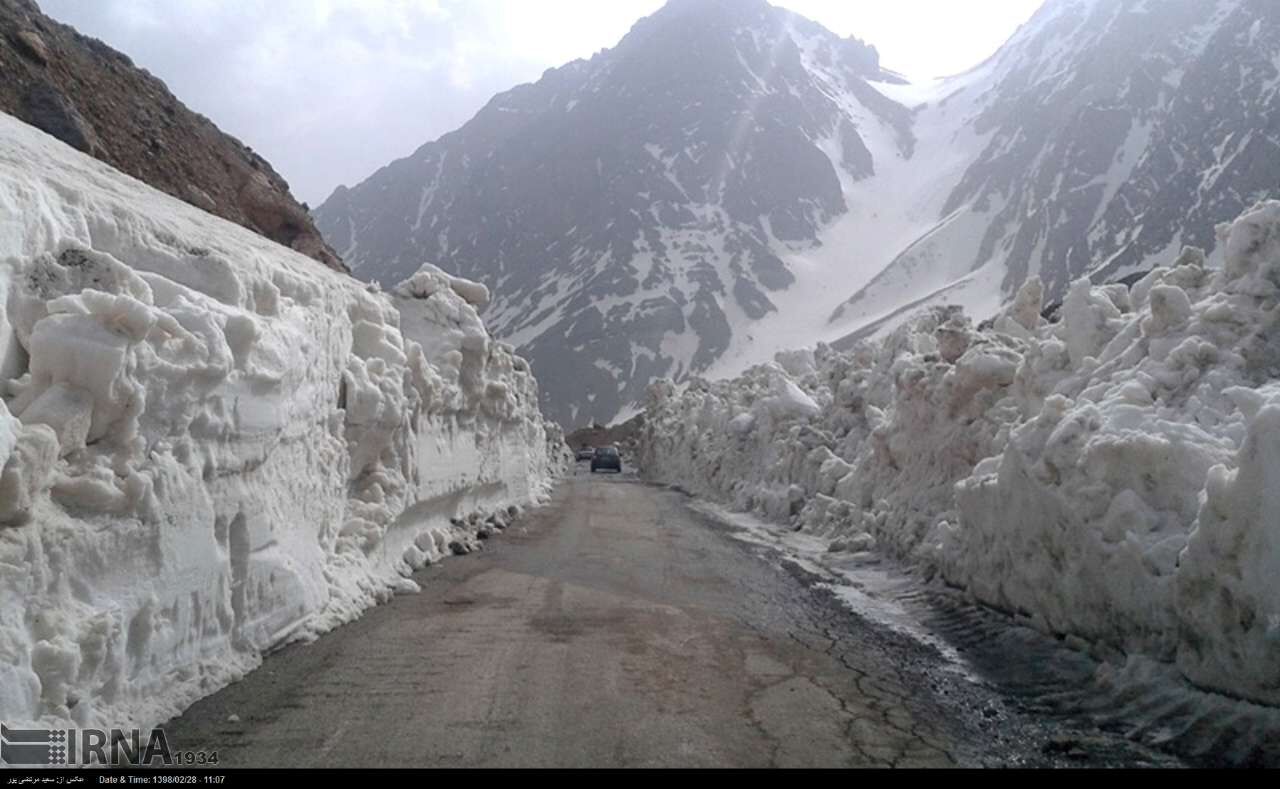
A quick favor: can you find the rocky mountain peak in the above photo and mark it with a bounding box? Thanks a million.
[315,0,912,427]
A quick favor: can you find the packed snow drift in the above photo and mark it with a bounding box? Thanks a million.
[0,112,570,732]
[640,203,1280,707]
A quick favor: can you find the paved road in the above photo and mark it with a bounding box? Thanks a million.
[165,470,1172,768]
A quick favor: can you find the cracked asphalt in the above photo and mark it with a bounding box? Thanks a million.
[164,470,1179,768]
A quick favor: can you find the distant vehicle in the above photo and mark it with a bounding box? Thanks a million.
[576,446,596,461]
[590,446,622,474]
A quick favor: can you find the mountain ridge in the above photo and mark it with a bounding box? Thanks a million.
[317,0,908,427]
[317,0,1279,428]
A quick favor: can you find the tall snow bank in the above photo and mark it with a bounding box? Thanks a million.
[640,202,1280,706]
[0,113,569,731]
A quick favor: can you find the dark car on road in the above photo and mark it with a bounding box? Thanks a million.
[576,446,596,462]
[590,446,622,473]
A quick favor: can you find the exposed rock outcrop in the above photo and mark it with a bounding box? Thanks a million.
[0,0,346,273]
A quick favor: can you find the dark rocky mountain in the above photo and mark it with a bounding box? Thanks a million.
[317,0,1279,427]
[0,0,345,272]
[316,0,908,427]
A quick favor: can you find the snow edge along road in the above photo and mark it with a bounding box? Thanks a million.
[0,111,572,734]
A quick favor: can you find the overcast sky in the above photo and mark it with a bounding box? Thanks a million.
[40,0,1044,206]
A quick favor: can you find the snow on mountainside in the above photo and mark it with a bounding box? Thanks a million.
[640,200,1280,716]
[315,0,912,428]
[0,111,569,732]
[317,0,1280,430]
[831,0,1280,338]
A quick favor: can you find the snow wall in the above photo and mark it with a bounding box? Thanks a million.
[640,202,1280,707]
[0,113,571,731]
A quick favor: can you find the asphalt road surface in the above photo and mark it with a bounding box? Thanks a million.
[165,468,1179,768]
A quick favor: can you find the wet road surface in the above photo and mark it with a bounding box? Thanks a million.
[165,469,1181,767]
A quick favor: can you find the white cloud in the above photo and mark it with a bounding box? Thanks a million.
[780,0,1045,79]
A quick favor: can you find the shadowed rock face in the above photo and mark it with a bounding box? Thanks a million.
[0,0,347,273]
[316,0,903,428]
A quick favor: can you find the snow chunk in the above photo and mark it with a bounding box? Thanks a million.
[16,383,92,456]
[0,400,17,471]
[1177,400,1280,705]
[0,423,57,525]
[396,262,491,308]
[759,367,820,420]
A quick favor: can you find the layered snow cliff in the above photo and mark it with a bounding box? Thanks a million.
[0,112,569,732]
[640,202,1280,707]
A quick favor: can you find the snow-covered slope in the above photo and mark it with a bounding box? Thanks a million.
[832,0,1280,338]
[0,111,569,732]
[640,203,1280,709]
[317,0,1279,429]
